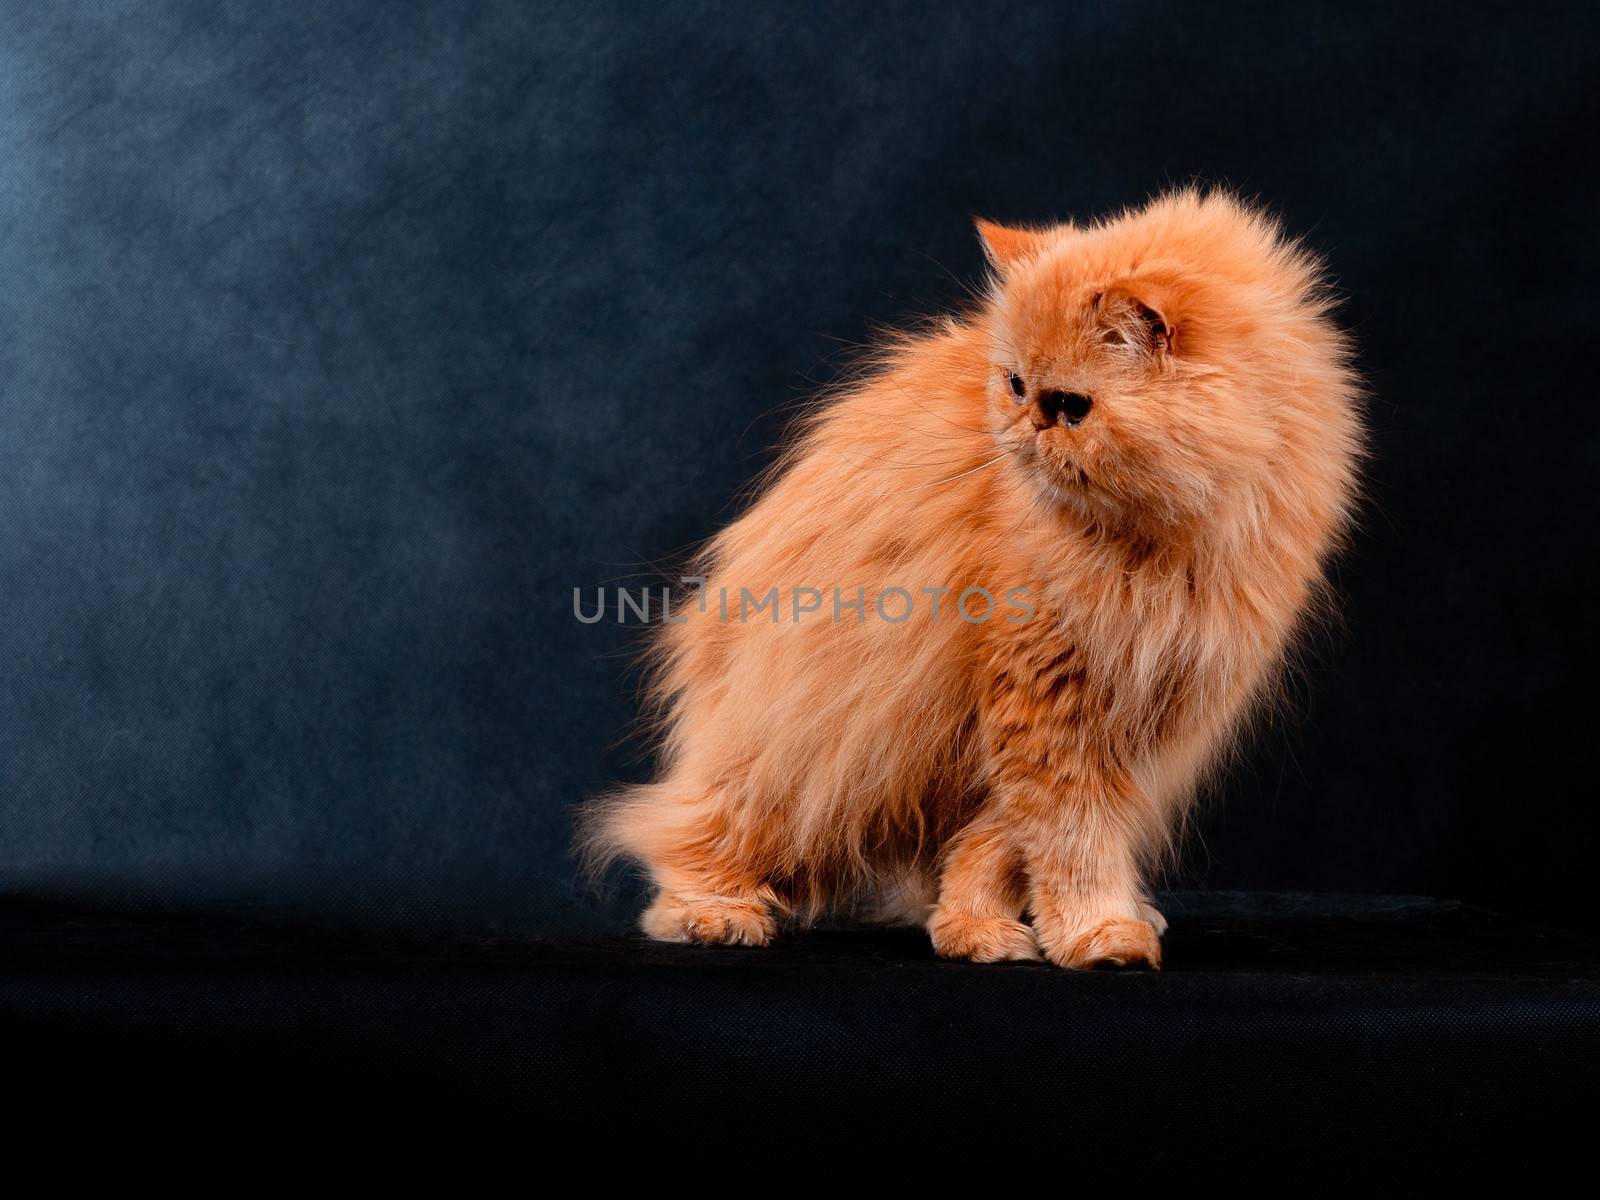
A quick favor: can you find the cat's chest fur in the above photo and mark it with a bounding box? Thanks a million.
[982,540,1251,758]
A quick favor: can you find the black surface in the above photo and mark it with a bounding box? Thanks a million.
[4,891,1596,1162]
[3,3,1599,935]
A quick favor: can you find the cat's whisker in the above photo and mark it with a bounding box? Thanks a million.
[857,451,1012,498]
[838,438,1024,473]
[842,453,1013,472]
[982,471,1053,553]
[880,380,995,437]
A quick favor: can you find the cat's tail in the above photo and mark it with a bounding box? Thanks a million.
[574,778,703,884]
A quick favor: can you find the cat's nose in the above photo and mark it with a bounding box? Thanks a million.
[1033,390,1094,428]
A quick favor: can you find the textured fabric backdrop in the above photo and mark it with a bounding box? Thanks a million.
[2,2,1596,933]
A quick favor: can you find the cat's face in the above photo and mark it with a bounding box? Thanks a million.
[979,203,1314,534]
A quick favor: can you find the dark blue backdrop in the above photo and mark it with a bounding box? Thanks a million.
[3,2,1595,933]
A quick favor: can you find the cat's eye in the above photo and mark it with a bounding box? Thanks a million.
[1008,371,1026,401]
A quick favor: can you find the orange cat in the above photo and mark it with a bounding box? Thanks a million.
[580,190,1362,968]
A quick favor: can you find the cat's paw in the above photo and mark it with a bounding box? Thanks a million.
[1040,917,1162,970]
[641,893,775,947]
[928,910,1042,963]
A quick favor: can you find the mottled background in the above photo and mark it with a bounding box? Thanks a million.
[2,2,1595,933]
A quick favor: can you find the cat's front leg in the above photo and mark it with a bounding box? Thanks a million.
[979,704,1158,966]
[981,666,1163,968]
[927,806,1040,962]
[1009,764,1163,969]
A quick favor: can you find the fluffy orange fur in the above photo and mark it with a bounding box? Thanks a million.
[581,190,1362,967]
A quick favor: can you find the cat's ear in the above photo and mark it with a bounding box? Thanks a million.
[974,218,1048,272]
[1096,282,1180,356]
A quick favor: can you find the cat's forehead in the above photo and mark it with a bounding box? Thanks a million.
[993,258,1104,345]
